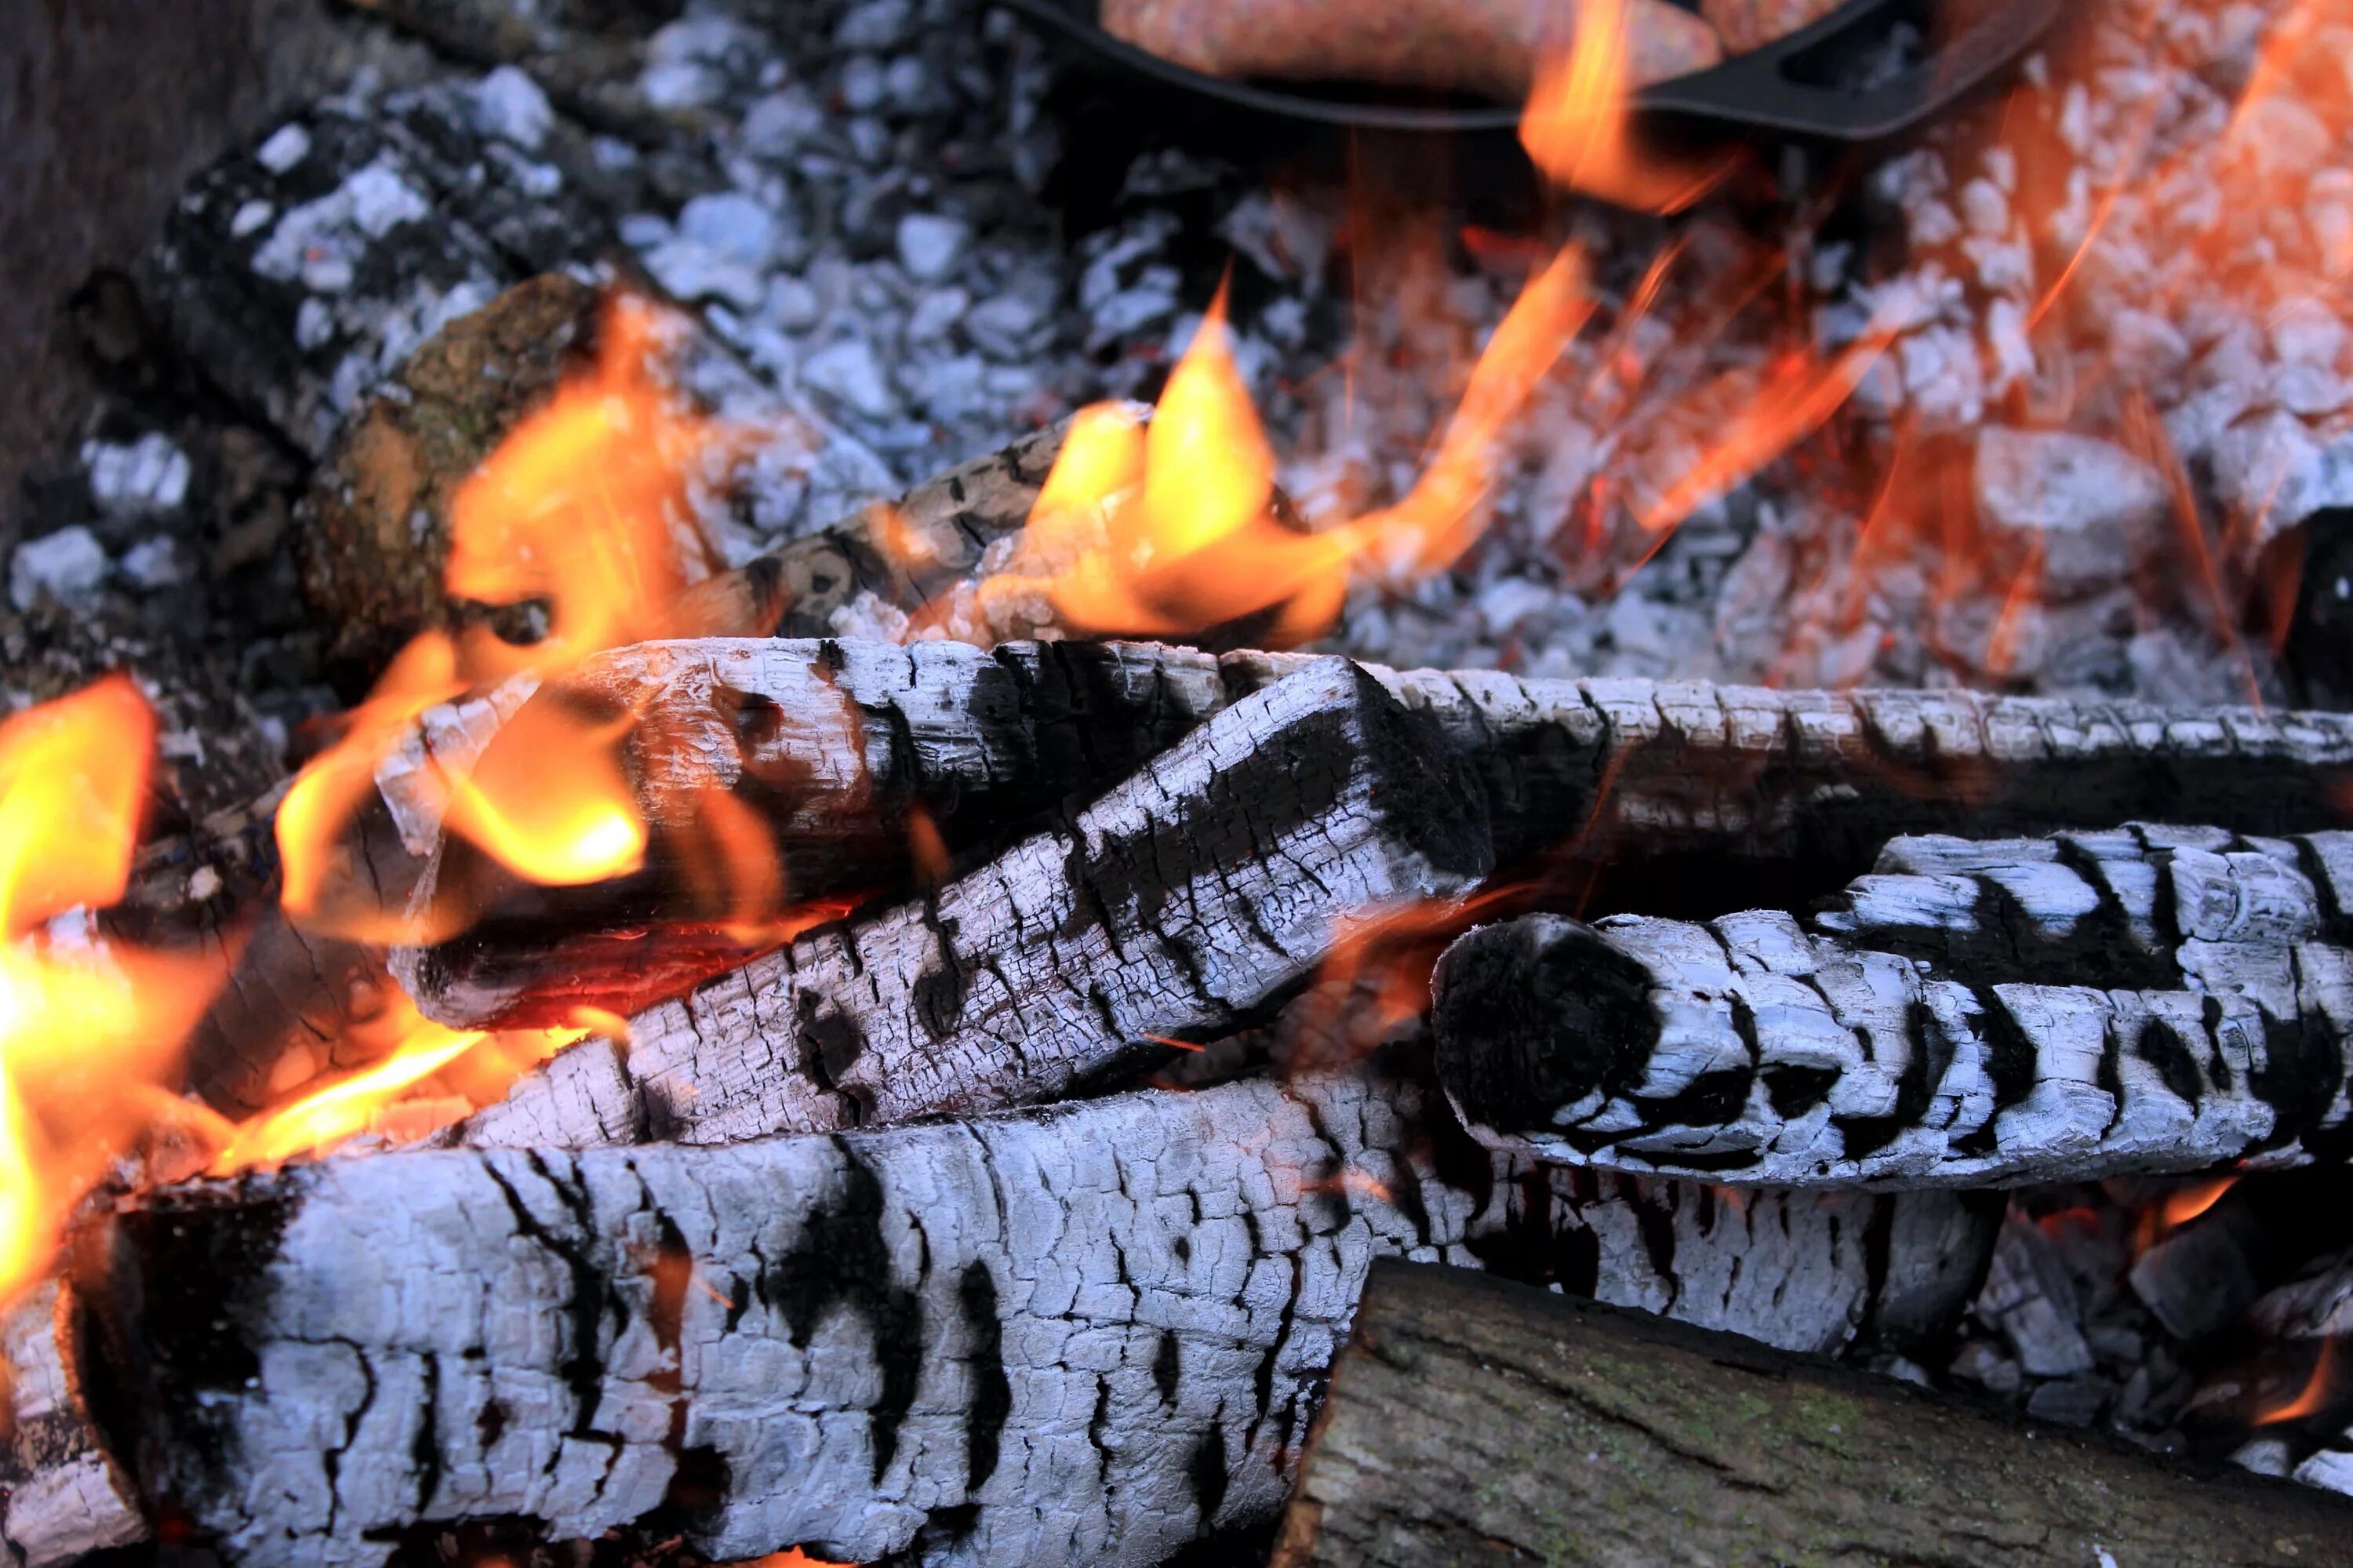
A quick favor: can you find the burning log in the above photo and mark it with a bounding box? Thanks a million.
[395,634,1235,1028]
[1268,1261,2353,1568]
[406,638,2353,1030]
[82,1067,1994,1568]
[0,1283,144,1568]
[456,657,1493,1143]
[1431,825,2353,1188]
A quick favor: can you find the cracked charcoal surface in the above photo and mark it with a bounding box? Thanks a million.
[94,1068,1992,1568]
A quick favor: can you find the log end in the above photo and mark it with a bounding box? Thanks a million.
[1429,914,1657,1142]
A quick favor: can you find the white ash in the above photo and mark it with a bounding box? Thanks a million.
[9,526,109,613]
[80,431,191,518]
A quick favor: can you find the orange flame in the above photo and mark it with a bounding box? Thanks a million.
[2158,1173,2241,1232]
[278,294,722,936]
[987,245,1595,646]
[207,991,587,1172]
[2258,1338,2341,1427]
[1519,0,1734,214]
[0,679,220,1297]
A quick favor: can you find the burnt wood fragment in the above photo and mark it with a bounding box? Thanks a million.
[82,1069,1993,1568]
[1269,1260,2353,1568]
[1431,825,2353,1187]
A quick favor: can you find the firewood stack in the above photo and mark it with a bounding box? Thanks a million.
[28,407,2353,1563]
[18,12,2353,1559]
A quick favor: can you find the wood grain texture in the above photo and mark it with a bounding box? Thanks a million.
[1432,825,2353,1188]
[459,657,1494,1144]
[83,1069,1992,1568]
[1270,1260,2353,1568]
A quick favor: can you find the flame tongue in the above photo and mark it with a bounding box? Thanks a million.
[0,678,220,1296]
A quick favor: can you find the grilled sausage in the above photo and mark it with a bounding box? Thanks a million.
[1100,0,1725,103]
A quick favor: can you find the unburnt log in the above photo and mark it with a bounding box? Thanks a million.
[0,1283,144,1568]
[396,636,1236,1028]
[1267,1261,2353,1568]
[1431,824,2353,1188]
[82,1068,1995,1568]
[459,657,1493,1143]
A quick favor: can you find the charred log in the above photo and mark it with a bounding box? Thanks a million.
[456,657,1493,1143]
[82,1068,1994,1568]
[1268,1260,2353,1568]
[1431,825,2353,1188]
[403,642,2353,1028]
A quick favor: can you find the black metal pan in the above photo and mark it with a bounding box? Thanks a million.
[998,0,2060,140]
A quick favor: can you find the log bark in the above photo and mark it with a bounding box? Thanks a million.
[80,1067,1995,1568]
[1431,824,2353,1188]
[0,1283,145,1568]
[456,657,1494,1144]
[1268,1259,2353,1568]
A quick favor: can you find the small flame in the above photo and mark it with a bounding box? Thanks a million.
[209,988,587,1172]
[444,297,715,675]
[441,696,647,888]
[278,294,722,936]
[1635,332,1899,539]
[2258,1338,2341,1427]
[2158,1173,2240,1232]
[276,634,467,940]
[1519,0,1733,214]
[987,246,1595,646]
[0,680,220,1297]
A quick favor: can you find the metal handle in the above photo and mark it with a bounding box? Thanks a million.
[1637,0,2062,140]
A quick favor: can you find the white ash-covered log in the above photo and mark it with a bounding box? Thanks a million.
[79,1066,1995,1568]
[1268,1261,2353,1568]
[1431,824,2353,1188]
[455,657,1493,1144]
[0,1283,144,1568]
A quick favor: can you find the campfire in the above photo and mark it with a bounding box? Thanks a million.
[7,0,2353,1563]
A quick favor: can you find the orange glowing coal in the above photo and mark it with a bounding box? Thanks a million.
[0,678,220,1297]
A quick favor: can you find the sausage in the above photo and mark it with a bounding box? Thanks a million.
[1100,0,1725,102]
[1700,0,1846,53]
